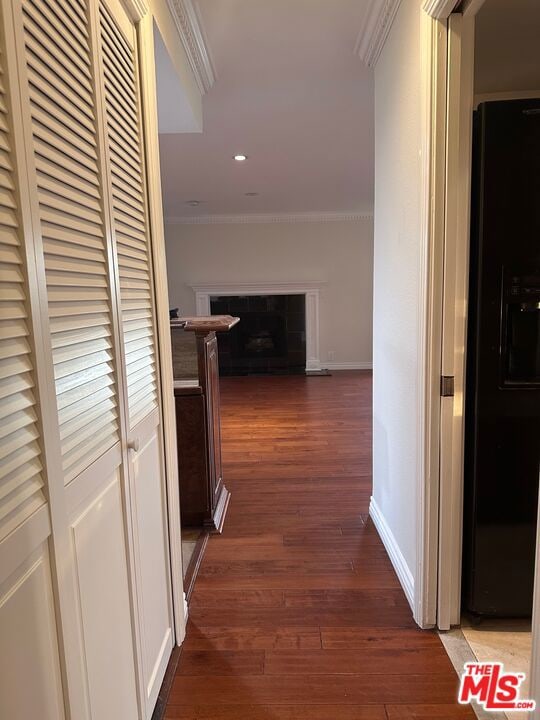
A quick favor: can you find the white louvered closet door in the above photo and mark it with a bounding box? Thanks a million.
[10,0,143,716]
[100,0,157,430]
[0,7,65,719]
[97,0,174,715]
[3,0,174,715]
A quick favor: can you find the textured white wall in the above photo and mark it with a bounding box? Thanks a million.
[372,0,423,588]
[164,218,373,367]
[149,0,202,129]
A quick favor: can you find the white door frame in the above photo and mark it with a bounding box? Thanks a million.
[422,0,540,713]
[414,6,449,629]
[435,8,476,631]
[138,12,187,646]
[419,0,484,631]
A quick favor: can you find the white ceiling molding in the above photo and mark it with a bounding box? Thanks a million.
[422,0,459,19]
[354,0,403,68]
[166,0,215,94]
[166,211,374,225]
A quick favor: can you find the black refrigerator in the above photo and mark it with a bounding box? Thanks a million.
[463,99,540,617]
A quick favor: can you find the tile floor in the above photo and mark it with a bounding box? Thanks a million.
[440,618,532,720]
[182,528,202,577]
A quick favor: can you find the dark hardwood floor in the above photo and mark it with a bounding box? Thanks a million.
[165,372,474,719]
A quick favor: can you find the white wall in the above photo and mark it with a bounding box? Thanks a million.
[372,0,423,605]
[149,0,202,130]
[164,218,373,368]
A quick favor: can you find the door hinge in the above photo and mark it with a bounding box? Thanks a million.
[440,375,455,397]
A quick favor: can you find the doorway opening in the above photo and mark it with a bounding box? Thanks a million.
[156,1,375,611]
[437,0,540,700]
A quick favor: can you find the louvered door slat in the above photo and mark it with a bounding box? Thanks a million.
[32,108,97,160]
[0,406,37,439]
[105,103,141,158]
[0,353,33,380]
[39,0,89,44]
[0,169,16,192]
[41,215,103,243]
[113,206,146,235]
[34,138,100,186]
[1,422,39,459]
[40,193,102,226]
[59,396,115,440]
[106,100,141,155]
[50,311,109,334]
[116,244,147,264]
[55,371,115,411]
[27,78,95,136]
[0,301,25,321]
[109,147,142,189]
[110,168,144,207]
[0,335,30,361]
[22,0,119,484]
[24,29,94,105]
[0,12,46,543]
[36,155,101,201]
[0,149,13,172]
[43,238,107,264]
[100,3,157,430]
[116,234,147,254]
[51,324,110,349]
[0,390,34,424]
[100,12,133,67]
[61,420,118,480]
[23,0,91,80]
[108,136,142,182]
[48,299,110,318]
[58,384,114,424]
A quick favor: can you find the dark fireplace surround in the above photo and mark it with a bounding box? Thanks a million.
[210,294,306,376]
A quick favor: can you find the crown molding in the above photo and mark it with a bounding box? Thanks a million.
[422,0,459,19]
[166,211,374,225]
[166,0,215,94]
[355,0,402,68]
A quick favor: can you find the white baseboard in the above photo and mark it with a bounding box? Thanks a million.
[324,361,373,370]
[369,496,415,611]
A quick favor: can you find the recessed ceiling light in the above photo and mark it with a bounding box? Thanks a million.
[186,200,201,207]
[245,192,259,196]
[234,154,248,162]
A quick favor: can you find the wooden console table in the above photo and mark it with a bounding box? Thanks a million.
[172,315,239,533]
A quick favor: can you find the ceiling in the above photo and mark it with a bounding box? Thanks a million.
[158,0,374,219]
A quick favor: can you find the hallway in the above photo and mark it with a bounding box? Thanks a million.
[165,373,474,719]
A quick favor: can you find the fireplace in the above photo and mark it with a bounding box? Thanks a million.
[210,294,306,375]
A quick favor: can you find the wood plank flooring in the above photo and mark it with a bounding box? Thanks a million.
[166,372,474,719]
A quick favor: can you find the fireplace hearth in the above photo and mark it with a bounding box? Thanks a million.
[210,294,306,375]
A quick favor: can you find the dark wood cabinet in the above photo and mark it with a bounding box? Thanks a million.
[196,332,226,527]
[172,316,238,532]
[174,384,209,527]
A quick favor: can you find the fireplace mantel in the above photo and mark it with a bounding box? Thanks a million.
[190,282,325,371]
